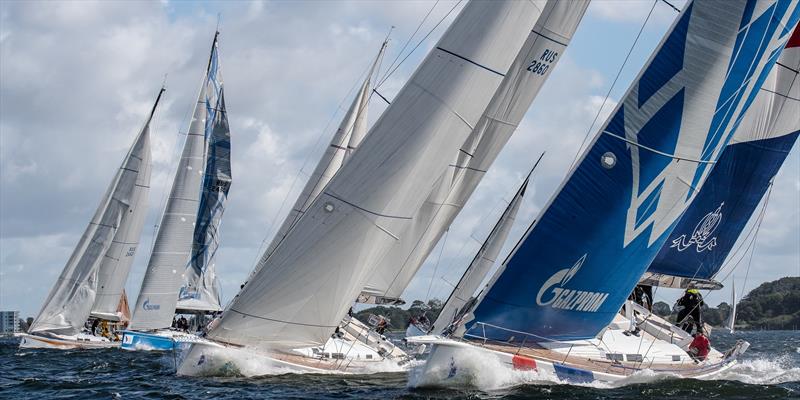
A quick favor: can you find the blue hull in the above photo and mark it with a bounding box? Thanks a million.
[121,330,175,351]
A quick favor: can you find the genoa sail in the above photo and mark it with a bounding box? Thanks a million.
[30,88,161,335]
[360,0,590,304]
[207,0,545,350]
[645,24,800,281]
[429,165,534,335]
[464,0,800,342]
[131,32,231,329]
[256,41,387,273]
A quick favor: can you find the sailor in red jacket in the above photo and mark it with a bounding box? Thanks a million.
[688,330,711,362]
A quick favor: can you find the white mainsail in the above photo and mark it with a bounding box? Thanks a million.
[429,160,535,335]
[208,0,544,350]
[258,41,387,269]
[29,88,161,336]
[131,32,230,329]
[360,0,590,303]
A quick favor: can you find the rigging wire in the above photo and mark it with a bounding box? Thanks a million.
[376,0,440,85]
[425,229,450,303]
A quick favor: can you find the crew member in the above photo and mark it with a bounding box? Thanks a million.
[688,330,710,361]
[676,287,704,333]
[375,317,388,336]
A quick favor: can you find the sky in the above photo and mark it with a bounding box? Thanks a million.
[1,0,798,319]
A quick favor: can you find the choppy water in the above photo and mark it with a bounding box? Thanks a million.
[2,330,798,399]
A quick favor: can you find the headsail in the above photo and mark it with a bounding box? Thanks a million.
[257,41,387,272]
[465,0,800,342]
[429,159,536,335]
[359,0,590,304]
[30,88,162,335]
[131,32,230,329]
[645,24,800,282]
[208,0,545,350]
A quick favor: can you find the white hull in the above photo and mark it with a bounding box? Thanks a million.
[18,332,119,350]
[178,317,410,376]
[408,310,748,386]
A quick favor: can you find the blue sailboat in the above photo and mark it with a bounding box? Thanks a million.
[410,0,800,385]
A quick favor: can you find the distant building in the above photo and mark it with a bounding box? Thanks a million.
[0,311,21,334]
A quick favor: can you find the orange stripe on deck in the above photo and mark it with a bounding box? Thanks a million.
[512,354,537,371]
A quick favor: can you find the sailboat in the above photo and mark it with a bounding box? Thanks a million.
[19,88,161,349]
[415,160,537,339]
[121,31,232,351]
[409,0,799,385]
[177,0,551,376]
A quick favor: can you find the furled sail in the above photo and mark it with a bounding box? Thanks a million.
[257,41,387,271]
[464,0,800,342]
[208,0,544,350]
[30,88,162,335]
[131,32,230,329]
[430,164,533,335]
[359,0,590,304]
[645,24,800,281]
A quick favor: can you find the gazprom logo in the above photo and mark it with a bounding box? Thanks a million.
[142,298,160,311]
[536,255,609,312]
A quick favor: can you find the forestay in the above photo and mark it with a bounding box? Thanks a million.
[30,89,161,336]
[360,0,590,304]
[257,42,387,272]
[209,0,543,350]
[430,168,532,335]
[131,32,230,329]
[646,24,800,281]
[466,0,800,342]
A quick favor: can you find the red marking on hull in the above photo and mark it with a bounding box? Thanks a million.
[512,354,537,371]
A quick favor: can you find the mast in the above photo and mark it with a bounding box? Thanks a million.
[130,32,228,330]
[206,0,545,350]
[461,0,800,342]
[429,155,540,335]
[30,87,162,335]
[359,0,590,304]
[256,41,388,272]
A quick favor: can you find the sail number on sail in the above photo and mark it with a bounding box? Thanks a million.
[527,49,558,75]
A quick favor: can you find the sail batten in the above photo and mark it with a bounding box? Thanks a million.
[30,88,161,335]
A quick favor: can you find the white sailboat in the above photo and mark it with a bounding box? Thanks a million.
[19,88,161,349]
[409,0,799,385]
[122,31,232,351]
[177,0,549,376]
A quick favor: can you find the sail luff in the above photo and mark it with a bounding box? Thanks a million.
[258,42,387,270]
[465,0,800,342]
[131,34,221,330]
[360,0,590,302]
[209,0,544,350]
[30,89,161,335]
[430,160,535,335]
